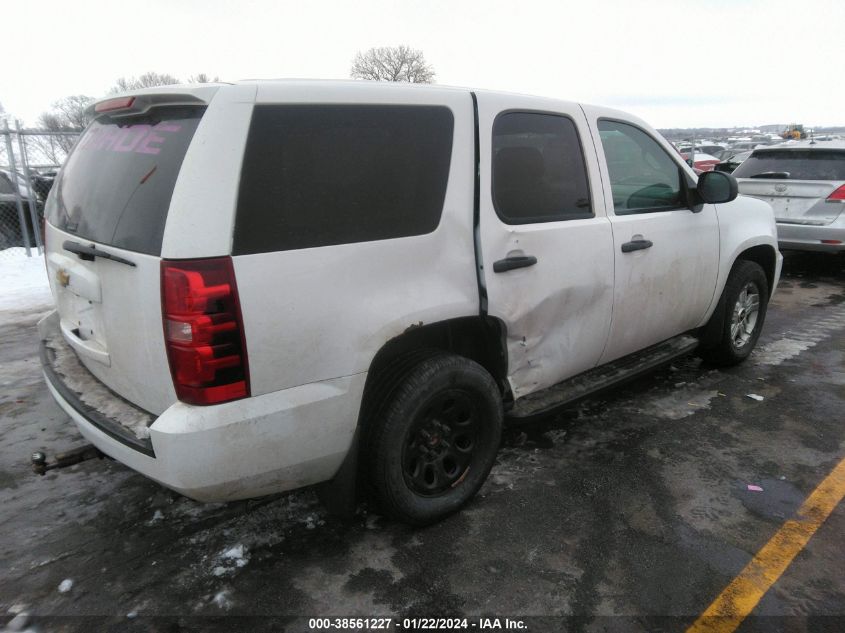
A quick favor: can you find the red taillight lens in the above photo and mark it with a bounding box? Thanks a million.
[161,257,249,405]
[826,184,845,201]
[95,96,135,113]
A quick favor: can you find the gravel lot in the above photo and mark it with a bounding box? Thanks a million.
[1,251,843,633]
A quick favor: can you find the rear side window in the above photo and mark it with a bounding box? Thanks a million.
[233,105,454,254]
[492,112,592,223]
[48,107,204,255]
[732,150,845,180]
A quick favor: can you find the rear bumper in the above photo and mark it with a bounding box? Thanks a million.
[777,221,845,252]
[38,310,365,502]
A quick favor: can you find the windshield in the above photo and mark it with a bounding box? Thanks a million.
[733,149,845,181]
[48,106,204,255]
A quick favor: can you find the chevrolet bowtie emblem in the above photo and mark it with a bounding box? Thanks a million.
[56,268,70,287]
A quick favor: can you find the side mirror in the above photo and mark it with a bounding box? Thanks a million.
[697,170,738,204]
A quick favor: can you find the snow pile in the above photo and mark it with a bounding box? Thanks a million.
[0,247,52,312]
[146,509,165,525]
[753,337,814,365]
[211,544,250,577]
[212,590,233,610]
[43,333,154,439]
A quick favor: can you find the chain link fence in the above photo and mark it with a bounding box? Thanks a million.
[1,119,80,258]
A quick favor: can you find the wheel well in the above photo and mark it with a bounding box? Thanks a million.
[736,244,777,294]
[364,316,509,399]
[345,317,508,504]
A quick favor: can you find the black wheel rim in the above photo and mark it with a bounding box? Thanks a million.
[402,390,481,497]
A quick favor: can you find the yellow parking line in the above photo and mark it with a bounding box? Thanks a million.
[687,456,845,633]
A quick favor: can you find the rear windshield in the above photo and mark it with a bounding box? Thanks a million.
[233,104,454,254]
[732,149,845,180]
[48,106,204,255]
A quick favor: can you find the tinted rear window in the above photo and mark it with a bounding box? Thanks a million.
[48,107,204,255]
[233,105,454,254]
[733,149,845,180]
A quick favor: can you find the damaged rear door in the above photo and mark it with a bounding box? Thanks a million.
[476,94,614,400]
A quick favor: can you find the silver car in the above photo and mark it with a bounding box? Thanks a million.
[734,141,845,252]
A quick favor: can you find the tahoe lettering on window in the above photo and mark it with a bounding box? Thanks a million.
[77,123,183,155]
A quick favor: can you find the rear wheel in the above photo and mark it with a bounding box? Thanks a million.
[699,260,769,366]
[366,353,502,525]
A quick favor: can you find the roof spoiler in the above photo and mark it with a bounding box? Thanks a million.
[85,93,207,119]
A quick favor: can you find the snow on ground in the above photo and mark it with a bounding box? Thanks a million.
[0,248,52,313]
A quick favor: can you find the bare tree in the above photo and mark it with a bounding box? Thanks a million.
[350,46,435,83]
[109,71,180,94]
[34,95,96,162]
[39,95,95,131]
[188,73,220,83]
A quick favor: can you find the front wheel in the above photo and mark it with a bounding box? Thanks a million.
[366,353,503,525]
[699,260,769,366]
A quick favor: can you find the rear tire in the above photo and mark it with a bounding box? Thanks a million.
[366,352,503,525]
[699,260,768,366]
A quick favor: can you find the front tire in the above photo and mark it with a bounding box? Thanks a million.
[366,353,503,525]
[699,260,769,366]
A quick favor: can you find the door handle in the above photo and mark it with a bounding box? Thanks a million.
[493,255,538,273]
[621,239,653,253]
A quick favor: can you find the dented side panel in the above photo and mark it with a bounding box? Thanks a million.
[474,92,615,399]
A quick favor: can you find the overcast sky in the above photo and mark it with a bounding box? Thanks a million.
[3,0,843,129]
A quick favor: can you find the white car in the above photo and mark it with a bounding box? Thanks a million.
[38,81,781,524]
[733,141,845,252]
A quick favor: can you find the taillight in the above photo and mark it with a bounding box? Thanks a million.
[826,184,845,201]
[161,257,249,405]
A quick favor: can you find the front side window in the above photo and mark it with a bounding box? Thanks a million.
[492,112,592,224]
[233,105,454,254]
[598,120,684,214]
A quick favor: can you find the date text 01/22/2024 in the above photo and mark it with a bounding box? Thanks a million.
[308,617,528,630]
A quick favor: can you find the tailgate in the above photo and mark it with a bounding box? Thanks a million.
[43,100,208,414]
[45,227,174,414]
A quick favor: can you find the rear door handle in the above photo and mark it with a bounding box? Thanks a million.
[493,255,538,273]
[621,239,653,253]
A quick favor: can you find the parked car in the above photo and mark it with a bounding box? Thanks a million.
[733,141,845,252]
[714,150,752,174]
[680,152,721,172]
[38,81,781,524]
[678,143,726,158]
[0,168,36,200]
[0,170,41,248]
[726,141,761,152]
[32,169,59,202]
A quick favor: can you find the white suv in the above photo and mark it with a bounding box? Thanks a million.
[39,81,781,524]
